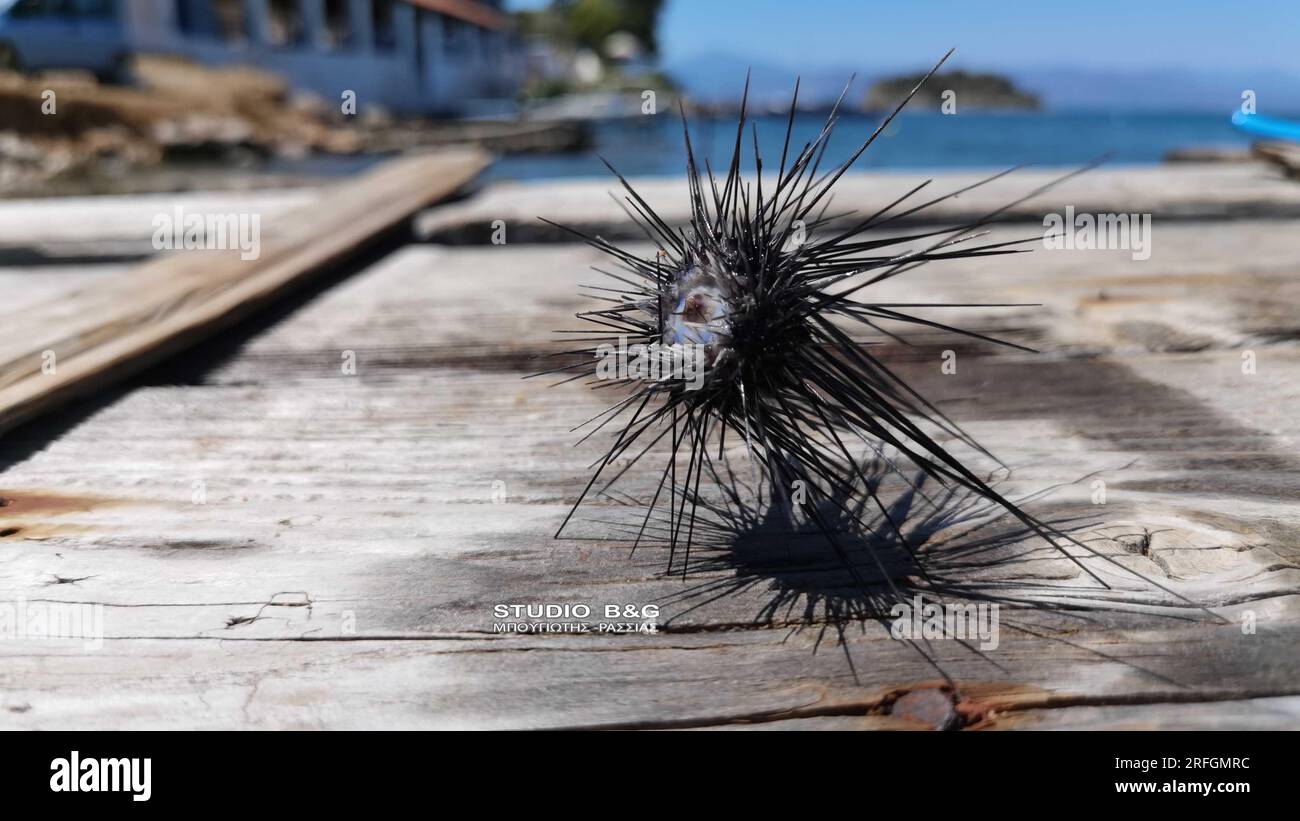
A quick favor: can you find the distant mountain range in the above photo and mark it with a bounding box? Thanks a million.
[663,54,1300,114]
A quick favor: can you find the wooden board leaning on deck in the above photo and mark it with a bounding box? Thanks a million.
[0,148,491,436]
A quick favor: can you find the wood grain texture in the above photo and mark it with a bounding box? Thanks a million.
[1255,141,1300,179]
[1,180,1298,729]
[0,149,490,436]
[417,162,1300,243]
[0,190,316,249]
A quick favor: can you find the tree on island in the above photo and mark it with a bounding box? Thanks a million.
[863,69,1041,112]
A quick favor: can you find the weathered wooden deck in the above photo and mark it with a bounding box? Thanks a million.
[1,163,1298,729]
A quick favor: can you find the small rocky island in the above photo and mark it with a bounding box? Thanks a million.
[863,70,1041,112]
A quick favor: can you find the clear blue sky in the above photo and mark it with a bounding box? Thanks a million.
[509,0,1300,72]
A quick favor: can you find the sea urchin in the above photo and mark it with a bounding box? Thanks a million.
[538,50,1197,615]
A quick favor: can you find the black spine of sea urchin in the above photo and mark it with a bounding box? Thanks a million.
[535,50,1213,620]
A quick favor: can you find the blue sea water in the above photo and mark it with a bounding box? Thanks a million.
[484,111,1251,182]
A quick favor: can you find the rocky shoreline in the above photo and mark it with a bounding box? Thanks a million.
[0,56,589,198]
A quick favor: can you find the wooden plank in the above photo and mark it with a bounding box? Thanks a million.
[2,218,1299,729]
[0,623,1295,730]
[416,162,1300,243]
[0,190,316,249]
[9,164,1298,254]
[0,149,490,436]
[1253,140,1300,179]
[0,263,130,314]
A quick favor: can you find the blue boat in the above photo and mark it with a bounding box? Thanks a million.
[1231,112,1300,143]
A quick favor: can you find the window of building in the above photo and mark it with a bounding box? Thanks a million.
[76,0,116,18]
[444,16,470,57]
[267,0,305,47]
[174,0,200,33]
[8,0,48,17]
[324,0,352,49]
[372,0,396,51]
[214,0,248,43]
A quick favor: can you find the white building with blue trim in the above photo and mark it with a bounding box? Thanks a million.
[0,0,523,115]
